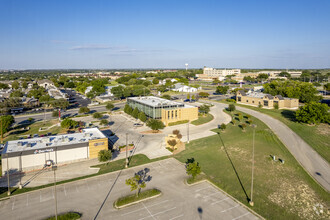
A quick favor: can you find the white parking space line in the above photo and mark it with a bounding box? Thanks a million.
[211,197,230,205]
[121,200,170,216]
[232,212,250,220]
[203,191,222,199]
[169,214,184,220]
[221,204,239,213]
[64,185,67,196]
[195,186,211,192]
[142,202,156,220]
[138,207,177,220]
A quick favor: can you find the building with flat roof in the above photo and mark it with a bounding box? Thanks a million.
[196,67,241,81]
[127,96,198,125]
[236,90,299,109]
[1,128,108,175]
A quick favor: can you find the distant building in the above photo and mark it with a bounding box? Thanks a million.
[172,83,200,93]
[37,79,54,89]
[127,96,198,126]
[1,128,108,175]
[236,90,299,109]
[196,67,241,81]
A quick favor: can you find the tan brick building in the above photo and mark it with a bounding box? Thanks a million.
[127,96,198,126]
[236,90,299,109]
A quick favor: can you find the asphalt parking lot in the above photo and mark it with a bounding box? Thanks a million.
[0,158,259,220]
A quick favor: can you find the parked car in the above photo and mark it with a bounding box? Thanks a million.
[183,99,190,102]
[33,134,39,138]
[133,123,143,127]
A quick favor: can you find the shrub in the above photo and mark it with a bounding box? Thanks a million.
[93,112,103,119]
[240,123,247,130]
[100,119,109,126]
[161,94,171,100]
[220,123,226,130]
[247,119,253,125]
[61,118,78,129]
[132,107,139,119]
[295,102,330,124]
[98,150,112,162]
[167,139,177,147]
[258,104,263,108]
[146,119,165,131]
[199,104,210,114]
[138,112,147,122]
[274,102,279,110]
[228,104,235,112]
[198,92,209,98]
[79,106,90,114]
[106,102,114,111]
[226,98,236,103]
[231,120,236,126]
[185,158,201,180]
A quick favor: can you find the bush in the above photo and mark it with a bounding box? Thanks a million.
[231,120,236,126]
[100,119,109,126]
[274,102,279,110]
[258,104,263,108]
[93,112,103,119]
[198,92,209,98]
[295,102,329,124]
[240,123,247,130]
[98,150,112,162]
[247,119,253,125]
[226,98,236,103]
[106,102,115,111]
[138,112,147,122]
[173,129,180,135]
[146,119,165,131]
[228,104,235,112]
[79,106,90,114]
[61,118,78,129]
[167,139,177,147]
[199,104,210,114]
[161,94,171,100]
[220,123,226,130]
[168,120,189,126]
[132,107,139,119]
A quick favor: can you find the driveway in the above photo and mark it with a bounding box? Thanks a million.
[210,101,330,192]
[0,158,259,220]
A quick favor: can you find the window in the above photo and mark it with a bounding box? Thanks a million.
[246,100,248,103]
[252,101,254,103]
[238,97,241,102]
[264,100,268,106]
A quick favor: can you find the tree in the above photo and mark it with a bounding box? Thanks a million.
[191,94,195,100]
[51,98,69,109]
[111,85,125,99]
[146,119,165,132]
[220,123,226,131]
[61,118,78,129]
[64,81,75,88]
[98,150,112,162]
[278,72,291,78]
[185,158,201,180]
[295,102,329,124]
[216,86,229,94]
[187,94,190,99]
[125,170,149,197]
[198,92,209,98]
[257,73,269,81]
[22,81,28,89]
[132,107,139,119]
[79,106,90,114]
[39,95,52,103]
[274,102,279,109]
[106,102,114,111]
[167,139,177,148]
[240,123,247,130]
[93,112,103,119]
[228,104,235,112]
[138,112,147,122]
[0,83,9,89]
[11,81,20,90]
[10,90,23,97]
[324,83,330,91]
[161,94,171,100]
[0,115,15,134]
[157,85,168,93]
[152,78,159,84]
[199,104,210,115]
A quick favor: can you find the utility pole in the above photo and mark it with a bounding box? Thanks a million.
[52,165,58,220]
[6,153,10,195]
[125,133,128,168]
[249,124,257,206]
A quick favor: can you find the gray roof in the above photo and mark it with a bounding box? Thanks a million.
[128,96,195,109]
[275,95,284,100]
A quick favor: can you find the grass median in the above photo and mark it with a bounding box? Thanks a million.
[174,110,330,220]
[191,113,214,125]
[45,212,82,220]
[114,189,161,208]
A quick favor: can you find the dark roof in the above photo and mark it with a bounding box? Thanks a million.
[264,94,274,99]
[275,95,284,100]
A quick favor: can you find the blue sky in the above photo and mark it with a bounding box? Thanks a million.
[0,0,329,69]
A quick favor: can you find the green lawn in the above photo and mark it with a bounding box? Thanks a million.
[114,189,161,208]
[0,154,168,199]
[168,120,189,126]
[191,113,214,125]
[220,101,330,163]
[174,110,330,220]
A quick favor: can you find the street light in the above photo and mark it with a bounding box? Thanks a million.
[6,153,10,196]
[249,124,257,206]
[187,121,190,143]
[52,165,58,220]
[125,133,128,168]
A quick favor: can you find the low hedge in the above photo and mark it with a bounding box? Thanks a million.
[168,120,189,126]
[115,189,161,208]
[45,212,82,220]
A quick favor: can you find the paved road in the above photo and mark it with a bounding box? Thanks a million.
[212,101,330,192]
[0,158,259,220]
[13,102,125,124]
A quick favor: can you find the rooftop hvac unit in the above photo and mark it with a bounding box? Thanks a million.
[27,143,32,147]
[17,141,23,146]
[42,137,50,143]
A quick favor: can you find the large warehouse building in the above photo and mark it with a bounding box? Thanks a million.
[1,128,108,175]
[127,96,198,125]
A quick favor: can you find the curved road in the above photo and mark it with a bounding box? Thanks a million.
[212,101,330,192]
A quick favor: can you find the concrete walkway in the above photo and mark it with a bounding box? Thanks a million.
[212,101,330,192]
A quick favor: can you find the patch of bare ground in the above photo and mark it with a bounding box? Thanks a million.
[172,142,185,154]
[317,123,330,136]
[268,181,330,220]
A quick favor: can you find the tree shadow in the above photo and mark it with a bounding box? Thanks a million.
[280,110,296,122]
[216,132,250,203]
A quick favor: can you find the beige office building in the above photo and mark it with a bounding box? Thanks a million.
[196,67,241,81]
[127,96,198,125]
[236,91,299,109]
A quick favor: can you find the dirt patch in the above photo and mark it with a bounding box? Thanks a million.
[140,130,163,134]
[172,142,186,154]
[317,123,330,136]
[268,181,329,220]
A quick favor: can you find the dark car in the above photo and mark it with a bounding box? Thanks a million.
[183,99,190,102]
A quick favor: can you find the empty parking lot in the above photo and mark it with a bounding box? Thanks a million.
[0,158,259,220]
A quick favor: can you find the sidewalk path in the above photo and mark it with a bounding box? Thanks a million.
[212,101,330,192]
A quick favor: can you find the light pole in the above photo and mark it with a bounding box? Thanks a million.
[125,133,128,168]
[6,153,10,196]
[52,165,58,220]
[187,121,190,143]
[249,124,257,206]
